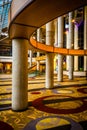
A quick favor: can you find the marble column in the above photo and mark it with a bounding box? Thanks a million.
[54,19,58,46]
[46,21,54,88]
[66,29,69,71]
[84,6,87,72]
[58,16,64,81]
[74,23,78,71]
[54,19,58,72]
[68,12,74,80]
[37,52,40,71]
[29,50,33,67]
[12,39,28,111]
[37,28,41,71]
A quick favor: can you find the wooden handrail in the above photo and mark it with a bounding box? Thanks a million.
[30,37,87,56]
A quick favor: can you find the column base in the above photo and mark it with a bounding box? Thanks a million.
[11,107,28,112]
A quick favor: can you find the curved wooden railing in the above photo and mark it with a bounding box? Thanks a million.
[30,37,87,55]
[8,0,87,56]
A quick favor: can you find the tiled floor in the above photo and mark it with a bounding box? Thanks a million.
[0,73,87,130]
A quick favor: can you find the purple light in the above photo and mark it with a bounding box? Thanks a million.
[74,20,83,27]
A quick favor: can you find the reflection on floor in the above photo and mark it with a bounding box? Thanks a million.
[0,74,87,130]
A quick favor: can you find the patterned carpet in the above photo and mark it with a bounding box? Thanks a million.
[0,74,87,130]
[0,120,14,130]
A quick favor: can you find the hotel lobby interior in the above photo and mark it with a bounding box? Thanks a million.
[0,0,87,130]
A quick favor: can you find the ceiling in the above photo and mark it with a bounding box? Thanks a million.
[0,0,83,55]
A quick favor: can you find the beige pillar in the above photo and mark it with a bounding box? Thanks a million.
[37,52,40,71]
[46,53,54,88]
[46,21,54,88]
[54,19,58,72]
[12,39,28,111]
[54,19,58,46]
[68,12,74,80]
[58,16,64,81]
[84,6,87,71]
[37,28,41,71]
[74,24,78,71]
[29,50,32,67]
[37,28,42,42]
[66,29,69,70]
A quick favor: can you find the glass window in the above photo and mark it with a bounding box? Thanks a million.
[0,0,12,32]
